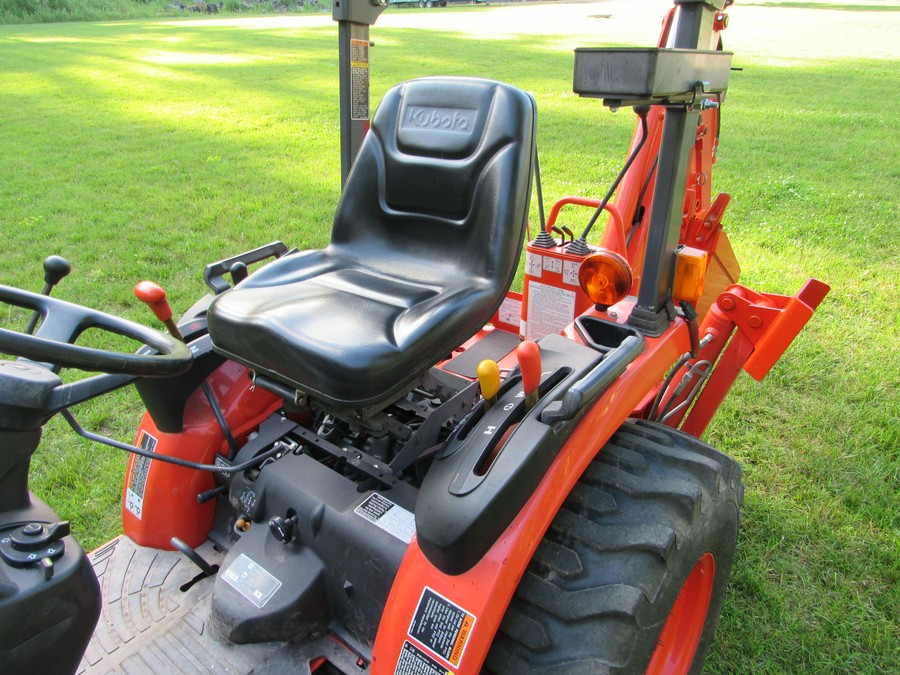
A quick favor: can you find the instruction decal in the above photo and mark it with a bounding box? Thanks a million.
[562,259,582,286]
[125,430,157,520]
[221,553,282,609]
[354,493,415,544]
[408,587,476,668]
[394,641,452,675]
[350,38,369,121]
[525,281,577,341]
[525,251,543,278]
[543,255,563,274]
[497,295,522,331]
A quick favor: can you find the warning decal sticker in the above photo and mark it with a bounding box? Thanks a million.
[497,295,522,331]
[350,38,369,121]
[125,430,157,520]
[408,587,476,668]
[354,493,415,544]
[394,641,452,675]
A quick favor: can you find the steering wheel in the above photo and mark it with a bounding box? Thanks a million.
[0,284,192,377]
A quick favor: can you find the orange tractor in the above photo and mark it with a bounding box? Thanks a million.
[0,0,827,672]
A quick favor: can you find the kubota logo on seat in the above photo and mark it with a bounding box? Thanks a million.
[403,106,476,133]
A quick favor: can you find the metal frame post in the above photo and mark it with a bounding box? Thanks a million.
[627,0,728,335]
[333,0,388,186]
[627,106,699,333]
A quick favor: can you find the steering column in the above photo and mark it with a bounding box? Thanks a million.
[0,283,192,673]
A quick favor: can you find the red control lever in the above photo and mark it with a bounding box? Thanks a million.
[134,280,183,341]
[517,340,541,410]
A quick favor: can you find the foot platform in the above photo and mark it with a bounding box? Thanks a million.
[79,536,364,674]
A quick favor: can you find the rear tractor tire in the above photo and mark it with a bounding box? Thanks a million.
[486,419,743,674]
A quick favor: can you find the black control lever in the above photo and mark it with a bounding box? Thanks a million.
[170,536,220,592]
[269,514,299,544]
[41,256,73,290]
[0,520,71,579]
[170,536,217,576]
[229,261,249,285]
[10,521,70,551]
[24,255,72,335]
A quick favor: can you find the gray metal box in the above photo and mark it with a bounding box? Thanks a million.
[573,48,733,105]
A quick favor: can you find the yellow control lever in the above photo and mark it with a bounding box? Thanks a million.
[477,359,501,410]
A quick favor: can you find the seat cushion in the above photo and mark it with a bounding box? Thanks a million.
[208,249,497,410]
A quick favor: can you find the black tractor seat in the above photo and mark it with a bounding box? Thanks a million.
[207,77,536,415]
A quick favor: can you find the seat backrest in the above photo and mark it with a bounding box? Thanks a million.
[330,77,536,288]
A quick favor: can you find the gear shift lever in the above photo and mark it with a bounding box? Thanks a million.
[134,280,184,341]
[24,255,72,335]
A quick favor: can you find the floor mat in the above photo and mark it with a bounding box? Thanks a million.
[80,536,365,674]
[442,330,520,378]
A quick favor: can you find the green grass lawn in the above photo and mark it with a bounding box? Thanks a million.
[0,8,897,673]
[0,0,331,24]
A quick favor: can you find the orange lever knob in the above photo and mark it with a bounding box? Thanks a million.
[134,280,183,341]
[134,280,173,322]
[517,340,541,409]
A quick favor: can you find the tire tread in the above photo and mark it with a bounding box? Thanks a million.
[485,420,743,674]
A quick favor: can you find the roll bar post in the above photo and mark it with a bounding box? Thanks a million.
[333,0,389,186]
[627,0,733,335]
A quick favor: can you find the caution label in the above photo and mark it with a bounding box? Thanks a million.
[408,588,476,668]
[354,493,415,544]
[124,430,157,520]
[350,38,369,121]
[394,641,452,675]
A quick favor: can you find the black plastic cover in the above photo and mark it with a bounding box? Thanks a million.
[212,451,416,652]
[0,495,101,674]
[416,335,604,575]
[573,48,732,106]
[134,335,223,434]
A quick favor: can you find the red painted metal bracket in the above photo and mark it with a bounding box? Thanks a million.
[678,277,830,436]
[717,278,830,380]
[683,192,730,252]
[544,195,627,257]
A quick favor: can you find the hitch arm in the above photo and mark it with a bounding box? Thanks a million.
[679,278,830,436]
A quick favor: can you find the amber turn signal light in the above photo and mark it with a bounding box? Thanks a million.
[673,246,708,304]
[578,250,633,309]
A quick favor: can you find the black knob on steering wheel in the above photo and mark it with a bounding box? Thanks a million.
[0,284,192,377]
[42,256,73,288]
